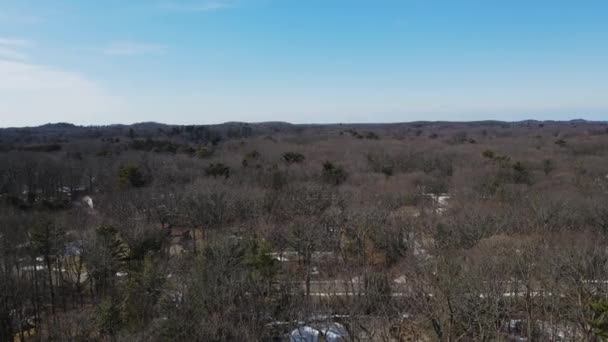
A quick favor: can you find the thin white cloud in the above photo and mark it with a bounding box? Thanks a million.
[159,1,234,12]
[85,41,167,56]
[0,37,33,47]
[0,46,28,61]
[0,59,124,127]
[0,37,33,61]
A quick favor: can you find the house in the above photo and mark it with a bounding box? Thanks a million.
[427,193,450,214]
[82,195,94,209]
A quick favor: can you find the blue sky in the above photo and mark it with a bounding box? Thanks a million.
[0,0,607,126]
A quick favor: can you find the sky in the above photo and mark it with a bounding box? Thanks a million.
[0,0,607,127]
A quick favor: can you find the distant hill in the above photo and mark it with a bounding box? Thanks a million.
[0,120,606,145]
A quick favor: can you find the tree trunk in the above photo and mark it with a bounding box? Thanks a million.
[45,256,56,315]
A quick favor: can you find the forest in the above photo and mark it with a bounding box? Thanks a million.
[2,120,608,341]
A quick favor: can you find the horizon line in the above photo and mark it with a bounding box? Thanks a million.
[1,118,606,130]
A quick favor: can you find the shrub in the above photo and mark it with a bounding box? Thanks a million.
[365,132,380,140]
[130,139,196,154]
[322,161,348,185]
[381,166,393,177]
[421,155,454,177]
[95,298,123,339]
[555,139,567,147]
[447,131,468,144]
[269,167,288,190]
[196,146,213,158]
[591,299,608,339]
[512,161,531,184]
[205,163,230,179]
[22,143,62,152]
[482,150,495,159]
[543,159,555,175]
[178,146,196,155]
[246,150,261,160]
[118,165,147,188]
[282,152,305,164]
[242,150,261,168]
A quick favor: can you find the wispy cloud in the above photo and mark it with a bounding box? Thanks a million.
[0,47,29,61]
[0,37,33,47]
[86,41,168,56]
[0,58,123,126]
[0,36,124,126]
[0,37,34,61]
[159,1,234,12]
